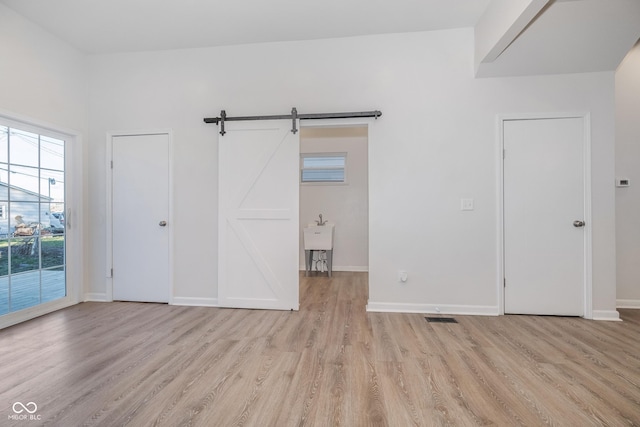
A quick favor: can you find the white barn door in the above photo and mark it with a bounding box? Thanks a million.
[503,117,586,316]
[218,120,299,310]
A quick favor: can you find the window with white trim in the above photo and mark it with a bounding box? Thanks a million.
[300,153,347,184]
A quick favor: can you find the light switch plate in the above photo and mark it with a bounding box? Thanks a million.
[461,198,474,211]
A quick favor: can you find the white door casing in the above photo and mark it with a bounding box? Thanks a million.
[218,120,299,310]
[502,116,589,316]
[110,133,171,303]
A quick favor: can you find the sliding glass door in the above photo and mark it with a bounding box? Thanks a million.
[0,124,66,315]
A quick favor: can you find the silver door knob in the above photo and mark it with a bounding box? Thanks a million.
[573,220,585,228]
[159,221,167,227]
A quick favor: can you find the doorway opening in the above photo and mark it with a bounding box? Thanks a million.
[299,125,369,277]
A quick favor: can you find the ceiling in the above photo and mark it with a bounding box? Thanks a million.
[0,0,491,54]
[1,0,639,77]
[474,0,640,77]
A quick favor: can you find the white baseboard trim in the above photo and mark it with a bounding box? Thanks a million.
[299,266,368,272]
[616,299,640,309]
[171,297,219,307]
[84,293,109,302]
[591,310,622,321]
[84,294,221,307]
[334,266,369,272]
[366,302,499,316]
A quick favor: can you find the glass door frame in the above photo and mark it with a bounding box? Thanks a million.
[0,112,83,329]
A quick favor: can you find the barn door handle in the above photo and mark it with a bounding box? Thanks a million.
[159,221,167,227]
[573,220,585,228]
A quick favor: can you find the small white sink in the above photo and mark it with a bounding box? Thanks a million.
[303,223,334,250]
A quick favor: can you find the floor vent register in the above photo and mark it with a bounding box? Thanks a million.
[425,317,458,323]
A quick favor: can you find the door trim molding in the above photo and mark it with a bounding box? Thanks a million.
[496,113,593,319]
[106,129,174,303]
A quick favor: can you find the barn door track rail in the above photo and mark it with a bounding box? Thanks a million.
[204,107,382,136]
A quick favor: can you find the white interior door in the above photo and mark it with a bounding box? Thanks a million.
[504,117,585,316]
[112,133,170,303]
[218,120,299,310]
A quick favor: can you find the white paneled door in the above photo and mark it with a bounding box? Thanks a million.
[218,120,299,310]
[112,133,170,303]
[503,117,586,316]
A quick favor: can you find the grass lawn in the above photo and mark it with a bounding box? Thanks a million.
[0,235,65,276]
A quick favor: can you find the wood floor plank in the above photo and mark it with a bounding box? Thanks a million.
[280,348,327,427]
[1,272,640,426]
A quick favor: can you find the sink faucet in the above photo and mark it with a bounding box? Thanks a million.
[315,214,326,226]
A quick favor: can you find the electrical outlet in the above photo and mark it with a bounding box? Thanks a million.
[398,270,408,283]
[461,198,474,211]
[616,178,630,187]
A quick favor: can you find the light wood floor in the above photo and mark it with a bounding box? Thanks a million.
[1,272,639,426]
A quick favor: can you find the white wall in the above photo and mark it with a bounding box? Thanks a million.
[0,3,89,318]
[86,28,617,316]
[615,40,640,308]
[300,126,368,271]
[0,4,88,132]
